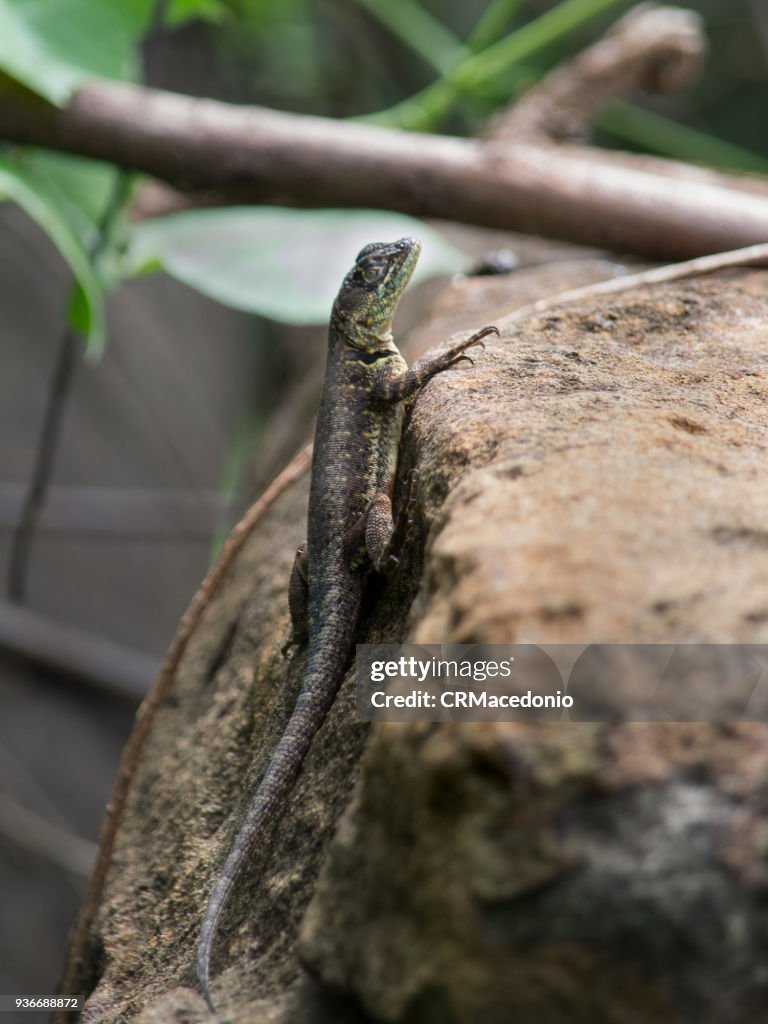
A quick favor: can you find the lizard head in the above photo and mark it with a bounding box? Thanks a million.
[332,236,421,349]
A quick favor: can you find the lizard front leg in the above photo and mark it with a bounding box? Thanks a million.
[373,325,498,403]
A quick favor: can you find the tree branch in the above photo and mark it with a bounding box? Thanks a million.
[485,3,704,143]
[1,80,768,259]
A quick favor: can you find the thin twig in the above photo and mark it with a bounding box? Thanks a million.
[495,240,768,329]
[8,330,79,600]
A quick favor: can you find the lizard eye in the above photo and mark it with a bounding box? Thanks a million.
[359,260,387,285]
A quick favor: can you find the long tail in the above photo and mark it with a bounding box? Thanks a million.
[195,639,352,1009]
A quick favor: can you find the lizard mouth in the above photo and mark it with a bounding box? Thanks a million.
[370,238,421,341]
[390,236,421,282]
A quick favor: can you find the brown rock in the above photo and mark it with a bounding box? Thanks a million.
[67,264,768,1023]
[301,721,768,1024]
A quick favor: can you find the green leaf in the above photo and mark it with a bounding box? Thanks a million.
[14,150,119,247]
[165,0,229,27]
[0,155,105,354]
[600,101,768,177]
[124,208,470,325]
[15,151,136,296]
[0,0,154,105]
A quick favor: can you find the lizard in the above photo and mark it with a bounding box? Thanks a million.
[195,234,498,1009]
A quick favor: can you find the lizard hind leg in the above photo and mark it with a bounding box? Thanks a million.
[366,468,418,575]
[282,542,309,657]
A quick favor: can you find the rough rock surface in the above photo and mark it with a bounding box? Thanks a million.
[302,723,768,1024]
[68,260,768,1023]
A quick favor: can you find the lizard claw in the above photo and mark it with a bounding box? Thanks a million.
[448,353,475,369]
[447,326,497,367]
[281,634,305,658]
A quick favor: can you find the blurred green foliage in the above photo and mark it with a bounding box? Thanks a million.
[0,0,766,350]
[0,0,154,103]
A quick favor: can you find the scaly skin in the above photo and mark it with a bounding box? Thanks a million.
[196,236,497,1008]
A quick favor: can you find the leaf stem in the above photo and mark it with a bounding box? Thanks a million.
[467,0,527,53]
[356,0,466,74]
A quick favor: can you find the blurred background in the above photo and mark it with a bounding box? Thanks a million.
[1,0,767,1007]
